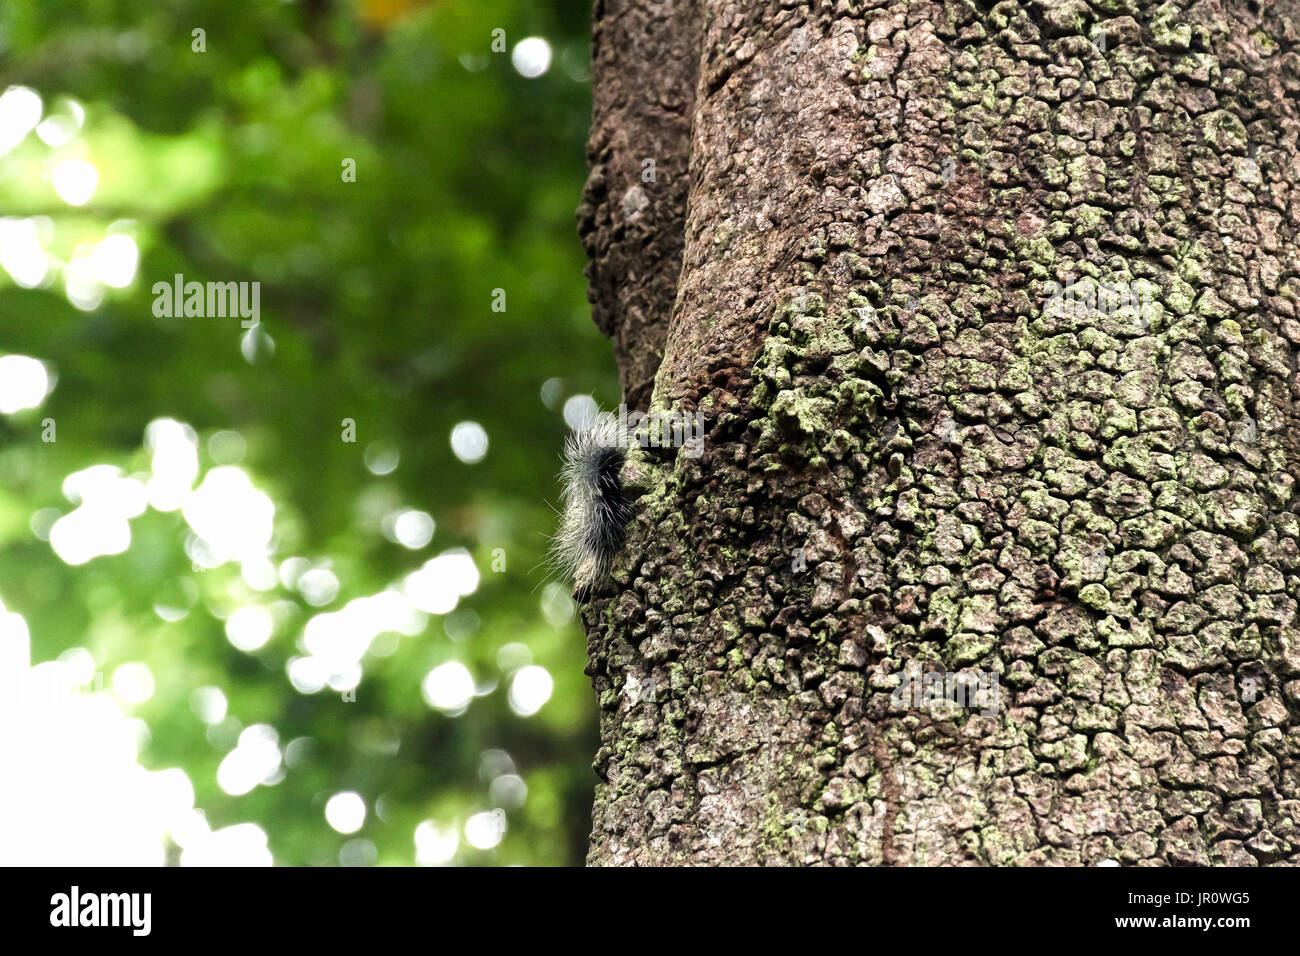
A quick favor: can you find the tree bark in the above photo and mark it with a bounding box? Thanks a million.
[580,0,1300,866]
[578,0,703,411]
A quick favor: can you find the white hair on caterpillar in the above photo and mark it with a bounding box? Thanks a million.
[550,410,632,602]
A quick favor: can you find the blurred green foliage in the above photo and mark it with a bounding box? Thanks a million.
[0,0,612,865]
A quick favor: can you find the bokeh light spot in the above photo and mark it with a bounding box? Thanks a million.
[325,791,366,834]
[511,37,552,78]
[449,421,488,464]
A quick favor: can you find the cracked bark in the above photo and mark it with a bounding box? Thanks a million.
[578,0,702,411]
[580,0,1300,866]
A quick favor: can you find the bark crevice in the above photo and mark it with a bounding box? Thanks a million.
[578,0,704,411]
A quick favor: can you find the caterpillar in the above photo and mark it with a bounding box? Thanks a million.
[551,411,632,602]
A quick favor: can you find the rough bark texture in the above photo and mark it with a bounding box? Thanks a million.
[578,0,703,411]
[581,0,1300,866]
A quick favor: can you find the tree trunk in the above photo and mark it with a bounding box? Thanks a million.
[578,0,1300,866]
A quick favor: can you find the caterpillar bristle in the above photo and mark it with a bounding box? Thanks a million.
[551,411,632,603]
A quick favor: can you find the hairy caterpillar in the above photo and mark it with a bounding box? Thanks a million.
[551,411,633,602]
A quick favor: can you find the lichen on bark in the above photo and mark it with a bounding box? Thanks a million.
[580,0,1300,866]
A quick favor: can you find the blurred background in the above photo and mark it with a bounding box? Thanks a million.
[0,0,614,865]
